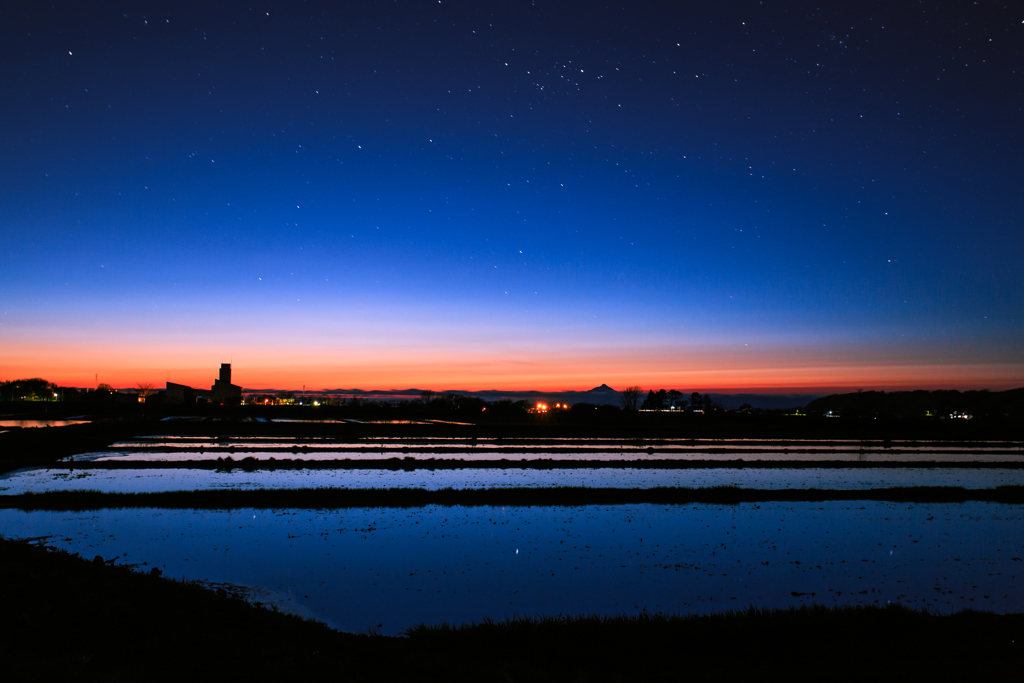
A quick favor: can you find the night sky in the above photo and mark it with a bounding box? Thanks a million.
[2,1,1022,392]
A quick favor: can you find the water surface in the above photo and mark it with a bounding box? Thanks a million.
[77,436,1023,464]
[0,419,90,428]
[3,466,1023,494]
[2,502,1019,634]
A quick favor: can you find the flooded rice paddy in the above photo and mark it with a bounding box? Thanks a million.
[0,419,90,429]
[1,502,1020,634]
[2,433,1021,632]
[2,466,1023,495]
[73,435,1024,463]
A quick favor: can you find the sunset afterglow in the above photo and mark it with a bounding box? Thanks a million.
[2,3,1020,394]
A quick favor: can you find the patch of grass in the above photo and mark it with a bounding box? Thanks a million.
[0,535,399,681]
[405,604,1024,679]
[3,484,1024,510]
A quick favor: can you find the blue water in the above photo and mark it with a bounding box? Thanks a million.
[2,501,1020,634]
[2,466,1022,494]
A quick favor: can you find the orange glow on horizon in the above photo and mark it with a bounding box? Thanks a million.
[2,338,1022,393]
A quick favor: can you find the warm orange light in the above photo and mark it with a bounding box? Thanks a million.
[9,335,1023,394]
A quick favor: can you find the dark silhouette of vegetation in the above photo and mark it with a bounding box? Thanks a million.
[401,605,1024,680]
[641,389,667,410]
[637,389,723,412]
[619,386,643,410]
[0,535,393,681]
[684,392,719,411]
[1,535,1021,680]
[1,378,66,401]
[478,398,530,417]
[807,388,1024,419]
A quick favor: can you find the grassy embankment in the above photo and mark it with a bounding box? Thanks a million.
[1,536,1021,681]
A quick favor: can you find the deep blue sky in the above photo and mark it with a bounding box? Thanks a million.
[2,1,1022,391]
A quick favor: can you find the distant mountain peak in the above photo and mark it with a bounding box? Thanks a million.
[589,384,616,392]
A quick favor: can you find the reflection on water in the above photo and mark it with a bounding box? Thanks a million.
[114,438,1024,448]
[5,430,1019,632]
[0,419,90,428]
[2,466,1023,495]
[80,436,1023,463]
[83,450,1024,463]
[2,502,1020,634]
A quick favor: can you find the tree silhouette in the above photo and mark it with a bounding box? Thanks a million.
[620,386,643,410]
[135,382,155,404]
[642,389,668,410]
[655,389,667,410]
[1,378,55,401]
[420,390,434,404]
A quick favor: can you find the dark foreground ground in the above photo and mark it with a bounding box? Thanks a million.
[2,537,1020,681]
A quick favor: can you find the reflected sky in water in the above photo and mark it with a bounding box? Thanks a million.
[4,431,1019,633]
[0,420,90,428]
[2,502,1020,634]
[2,466,1023,495]
[81,450,1024,463]
[74,436,1024,464]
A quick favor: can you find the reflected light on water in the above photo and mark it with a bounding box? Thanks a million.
[1,502,1019,634]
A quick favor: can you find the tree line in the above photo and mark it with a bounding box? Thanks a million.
[0,379,156,402]
[1,378,66,401]
[620,387,719,412]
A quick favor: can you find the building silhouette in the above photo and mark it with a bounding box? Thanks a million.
[166,364,242,405]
